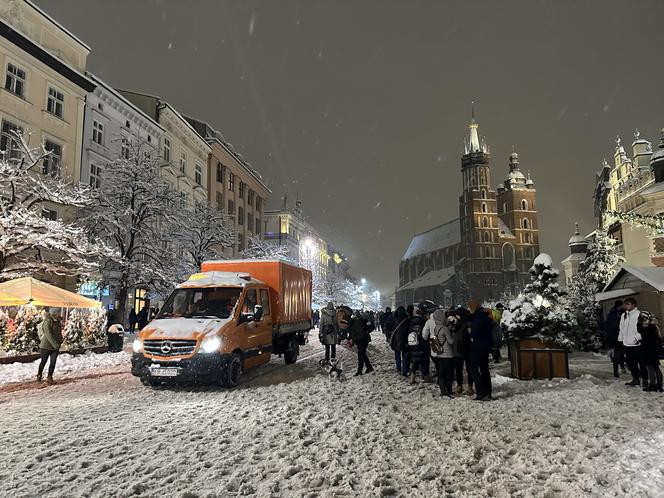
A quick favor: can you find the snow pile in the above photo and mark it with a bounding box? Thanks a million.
[1,335,663,497]
[0,351,130,385]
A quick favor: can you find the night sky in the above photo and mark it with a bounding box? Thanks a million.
[37,0,664,297]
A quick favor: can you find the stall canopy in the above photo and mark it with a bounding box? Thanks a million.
[0,277,102,308]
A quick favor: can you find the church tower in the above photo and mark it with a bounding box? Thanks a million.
[496,148,540,294]
[459,109,502,301]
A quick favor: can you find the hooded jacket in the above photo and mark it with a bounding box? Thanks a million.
[423,309,455,358]
[618,308,641,347]
[39,313,63,351]
[319,303,339,345]
[390,307,410,351]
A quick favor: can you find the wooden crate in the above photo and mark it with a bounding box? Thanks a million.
[509,338,569,380]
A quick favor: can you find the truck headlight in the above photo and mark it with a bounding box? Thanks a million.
[200,336,222,353]
[132,338,143,353]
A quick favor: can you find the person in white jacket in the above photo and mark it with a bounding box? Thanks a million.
[618,297,646,386]
[423,309,456,397]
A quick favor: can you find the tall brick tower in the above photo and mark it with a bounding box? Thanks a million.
[459,110,502,301]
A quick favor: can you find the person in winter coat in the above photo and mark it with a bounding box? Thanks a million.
[619,297,647,387]
[423,309,456,397]
[406,304,429,384]
[37,308,63,384]
[128,308,138,333]
[349,312,374,376]
[390,306,410,376]
[137,305,149,331]
[379,307,392,340]
[450,308,474,395]
[603,300,625,378]
[468,300,493,401]
[491,304,504,363]
[319,302,339,363]
[637,311,663,392]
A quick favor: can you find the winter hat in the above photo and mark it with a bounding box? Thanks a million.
[326,301,334,310]
[639,311,654,324]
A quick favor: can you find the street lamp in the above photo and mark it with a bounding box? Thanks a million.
[361,278,367,286]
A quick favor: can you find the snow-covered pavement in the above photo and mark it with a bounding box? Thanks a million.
[1,334,663,497]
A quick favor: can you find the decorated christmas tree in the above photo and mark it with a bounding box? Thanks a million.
[9,304,42,353]
[63,309,85,350]
[85,307,108,346]
[503,253,576,347]
[568,228,622,351]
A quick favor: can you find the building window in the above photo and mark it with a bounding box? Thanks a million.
[1,120,23,160]
[125,120,131,129]
[247,213,254,231]
[92,120,104,145]
[121,137,129,159]
[42,140,62,176]
[239,182,245,199]
[522,218,529,229]
[255,218,261,235]
[502,202,508,213]
[484,231,490,243]
[481,202,487,213]
[180,151,186,173]
[97,102,104,111]
[256,196,262,212]
[163,137,171,162]
[195,163,202,185]
[42,208,57,221]
[228,199,235,215]
[216,192,224,211]
[481,189,486,199]
[4,63,26,98]
[248,189,255,207]
[216,162,224,183]
[482,216,489,228]
[147,135,152,143]
[228,172,235,192]
[90,163,101,188]
[46,87,64,118]
[238,206,244,225]
[521,199,528,210]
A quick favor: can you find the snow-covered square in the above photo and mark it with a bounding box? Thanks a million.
[1,334,662,498]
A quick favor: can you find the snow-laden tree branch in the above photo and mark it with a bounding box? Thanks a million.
[0,132,111,280]
[241,235,293,261]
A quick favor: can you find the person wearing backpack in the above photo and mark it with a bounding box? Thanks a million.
[390,306,410,376]
[423,309,455,397]
[406,304,428,384]
[319,302,339,364]
[36,307,63,384]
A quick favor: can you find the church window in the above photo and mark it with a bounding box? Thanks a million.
[481,189,486,199]
[482,216,489,228]
[484,231,490,243]
[481,202,487,213]
[521,199,528,210]
[503,202,508,213]
[522,218,529,229]
[502,243,515,269]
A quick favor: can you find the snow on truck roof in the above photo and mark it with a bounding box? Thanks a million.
[177,271,265,288]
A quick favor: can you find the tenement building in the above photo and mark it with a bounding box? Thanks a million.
[396,115,540,306]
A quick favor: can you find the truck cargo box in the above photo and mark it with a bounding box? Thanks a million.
[201,260,312,333]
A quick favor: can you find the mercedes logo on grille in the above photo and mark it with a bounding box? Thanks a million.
[160,341,173,354]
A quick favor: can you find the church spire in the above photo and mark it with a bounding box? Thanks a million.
[467,101,486,153]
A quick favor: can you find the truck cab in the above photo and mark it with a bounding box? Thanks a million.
[131,261,311,388]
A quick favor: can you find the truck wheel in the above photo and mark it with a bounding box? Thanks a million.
[284,340,299,364]
[222,353,242,388]
[140,377,161,388]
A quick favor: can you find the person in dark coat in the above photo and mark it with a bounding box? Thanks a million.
[37,308,63,384]
[450,309,474,395]
[638,311,663,392]
[406,304,428,384]
[380,307,393,341]
[349,312,374,376]
[128,308,138,333]
[468,301,493,401]
[389,306,410,376]
[137,305,149,331]
[603,300,625,377]
[406,304,414,318]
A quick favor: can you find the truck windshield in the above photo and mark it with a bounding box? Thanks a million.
[157,287,242,319]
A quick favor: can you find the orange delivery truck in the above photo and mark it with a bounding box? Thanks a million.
[131,260,312,387]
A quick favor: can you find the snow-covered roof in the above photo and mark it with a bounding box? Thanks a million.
[595,288,638,302]
[178,271,264,288]
[640,182,664,196]
[497,218,515,239]
[402,219,460,260]
[603,265,664,293]
[397,267,456,291]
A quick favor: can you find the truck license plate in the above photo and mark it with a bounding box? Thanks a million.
[151,367,180,377]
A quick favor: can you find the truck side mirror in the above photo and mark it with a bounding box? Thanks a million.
[239,313,253,324]
[253,306,264,322]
